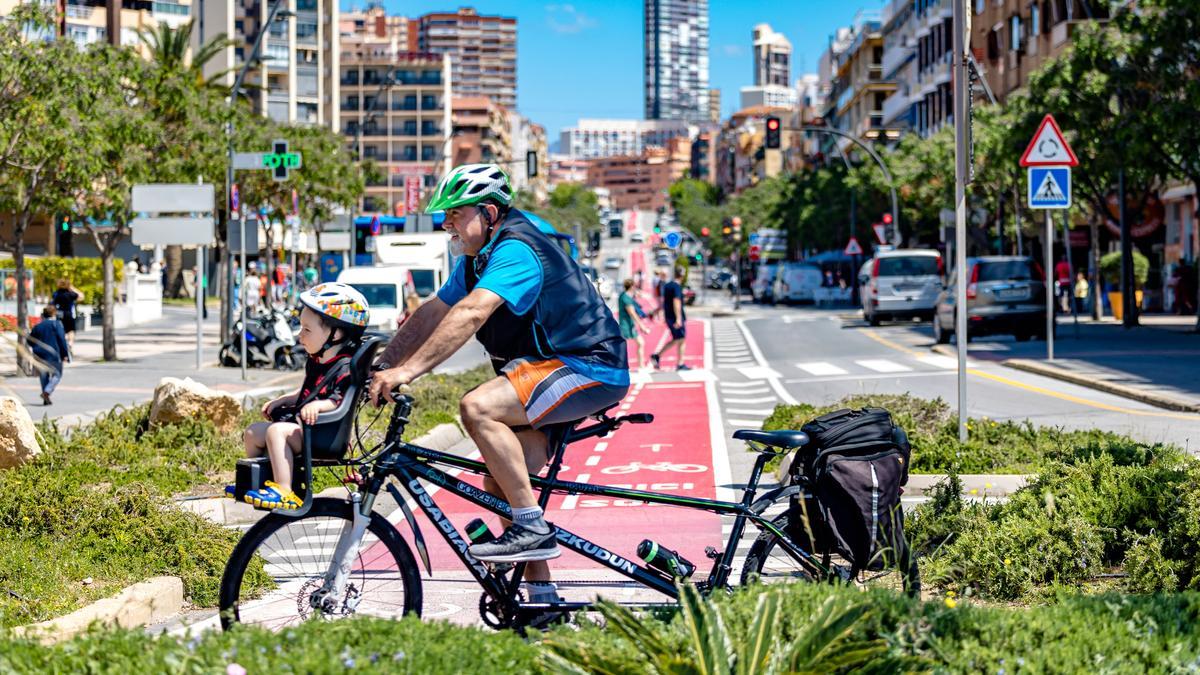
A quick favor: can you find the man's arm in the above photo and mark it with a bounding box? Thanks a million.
[377,296,451,367]
[673,297,683,327]
[399,288,504,377]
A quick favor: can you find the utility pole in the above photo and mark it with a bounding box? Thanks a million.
[952,0,970,443]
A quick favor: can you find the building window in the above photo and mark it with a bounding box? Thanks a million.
[987,26,1002,60]
[1010,15,1023,51]
[1030,3,1040,36]
[975,0,986,13]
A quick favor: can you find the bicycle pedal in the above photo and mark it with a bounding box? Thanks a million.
[705,546,721,559]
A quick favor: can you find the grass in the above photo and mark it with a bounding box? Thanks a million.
[0,364,492,630]
[2,582,1199,672]
[761,393,1167,474]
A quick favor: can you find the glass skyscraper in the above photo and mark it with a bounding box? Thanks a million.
[644,0,709,123]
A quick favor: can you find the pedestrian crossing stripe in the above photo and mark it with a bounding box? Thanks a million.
[1028,166,1071,209]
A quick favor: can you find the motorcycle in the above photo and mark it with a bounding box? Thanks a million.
[219,308,304,370]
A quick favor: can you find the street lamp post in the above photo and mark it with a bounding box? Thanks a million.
[802,125,900,247]
[224,0,293,379]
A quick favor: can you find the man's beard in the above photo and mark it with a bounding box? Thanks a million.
[449,236,466,257]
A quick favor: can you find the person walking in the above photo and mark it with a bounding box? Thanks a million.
[1074,271,1090,315]
[618,278,651,369]
[650,267,689,371]
[52,278,83,348]
[29,305,70,405]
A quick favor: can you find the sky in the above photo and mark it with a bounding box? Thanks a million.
[349,1,887,146]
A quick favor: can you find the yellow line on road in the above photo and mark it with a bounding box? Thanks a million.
[857,327,1200,420]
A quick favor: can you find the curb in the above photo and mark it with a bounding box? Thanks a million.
[176,422,469,527]
[14,576,183,644]
[905,473,1030,498]
[1002,358,1200,413]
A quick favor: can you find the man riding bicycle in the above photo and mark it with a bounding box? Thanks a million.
[368,163,630,603]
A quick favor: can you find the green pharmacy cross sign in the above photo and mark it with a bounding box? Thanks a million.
[232,139,303,181]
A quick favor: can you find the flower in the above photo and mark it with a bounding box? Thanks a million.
[944,597,958,608]
[985,482,993,489]
[1004,558,1011,566]
[969,488,978,495]
[227,665,247,675]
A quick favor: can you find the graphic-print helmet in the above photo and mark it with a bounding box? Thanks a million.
[299,282,370,330]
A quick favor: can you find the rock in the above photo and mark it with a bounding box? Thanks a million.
[149,377,242,433]
[15,576,183,644]
[0,397,40,469]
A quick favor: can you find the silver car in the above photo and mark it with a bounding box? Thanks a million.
[933,256,1050,343]
[859,250,943,325]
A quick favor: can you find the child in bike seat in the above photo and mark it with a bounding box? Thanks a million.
[226,283,370,510]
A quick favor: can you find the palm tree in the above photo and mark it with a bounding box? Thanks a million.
[137,20,235,298]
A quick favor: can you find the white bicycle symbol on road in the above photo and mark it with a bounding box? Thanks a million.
[600,462,709,475]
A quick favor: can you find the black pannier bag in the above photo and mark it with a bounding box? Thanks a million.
[787,407,911,572]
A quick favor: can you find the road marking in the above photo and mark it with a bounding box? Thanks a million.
[594,442,608,453]
[585,455,602,467]
[724,396,778,404]
[559,473,590,510]
[856,359,912,373]
[706,373,738,503]
[678,368,717,382]
[736,365,782,380]
[783,371,955,385]
[796,361,848,376]
[735,319,799,406]
[719,386,771,396]
[858,328,923,357]
[725,408,775,416]
[728,419,766,428]
[718,380,771,389]
[917,355,960,369]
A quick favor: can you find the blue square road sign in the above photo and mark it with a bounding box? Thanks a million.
[1028,166,1071,209]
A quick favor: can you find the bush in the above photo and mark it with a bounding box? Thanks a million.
[0,256,123,306]
[761,394,1167,474]
[1099,249,1150,288]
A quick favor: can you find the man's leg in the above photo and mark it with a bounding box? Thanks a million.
[654,337,682,368]
[461,376,559,562]
[482,428,553,583]
[673,329,687,366]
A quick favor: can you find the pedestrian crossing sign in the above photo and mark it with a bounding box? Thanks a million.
[1027,166,1071,209]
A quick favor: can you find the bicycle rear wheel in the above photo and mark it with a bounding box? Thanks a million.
[740,510,920,597]
[219,498,423,631]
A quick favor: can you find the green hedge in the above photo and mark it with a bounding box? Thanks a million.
[0,256,123,306]
[2,582,1199,673]
[761,394,1167,474]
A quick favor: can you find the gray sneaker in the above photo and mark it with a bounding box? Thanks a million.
[468,523,561,563]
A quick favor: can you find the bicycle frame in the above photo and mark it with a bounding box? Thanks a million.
[352,437,831,618]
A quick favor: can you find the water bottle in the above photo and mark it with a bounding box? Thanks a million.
[637,539,696,579]
[465,518,495,544]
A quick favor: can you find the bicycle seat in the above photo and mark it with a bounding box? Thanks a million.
[732,429,810,449]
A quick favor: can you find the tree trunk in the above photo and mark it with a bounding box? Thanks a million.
[164,244,186,298]
[101,242,117,361]
[1090,218,1102,320]
[13,214,30,375]
[264,220,275,308]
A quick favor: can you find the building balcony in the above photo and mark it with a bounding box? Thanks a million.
[917,53,951,88]
[392,152,418,162]
[881,44,912,81]
[881,91,910,126]
[1052,20,1085,48]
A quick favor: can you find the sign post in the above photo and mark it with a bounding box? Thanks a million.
[1020,113,1077,362]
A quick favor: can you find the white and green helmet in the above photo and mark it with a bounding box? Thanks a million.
[425,163,513,213]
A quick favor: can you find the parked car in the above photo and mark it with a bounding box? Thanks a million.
[751,264,779,304]
[604,255,622,270]
[655,250,673,267]
[608,217,625,237]
[630,231,645,243]
[775,262,824,304]
[858,249,943,325]
[580,266,615,300]
[932,256,1050,344]
[708,268,734,290]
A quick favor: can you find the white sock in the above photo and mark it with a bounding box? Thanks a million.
[512,505,549,533]
[524,581,558,602]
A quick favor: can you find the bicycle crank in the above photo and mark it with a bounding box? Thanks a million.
[479,590,522,630]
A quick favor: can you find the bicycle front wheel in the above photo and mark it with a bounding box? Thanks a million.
[740,509,920,597]
[219,497,423,631]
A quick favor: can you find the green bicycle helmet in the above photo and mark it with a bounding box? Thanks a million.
[426,163,513,214]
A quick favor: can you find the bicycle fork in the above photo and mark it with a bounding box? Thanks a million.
[314,491,374,615]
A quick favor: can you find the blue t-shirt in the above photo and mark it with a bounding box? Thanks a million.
[435,220,628,387]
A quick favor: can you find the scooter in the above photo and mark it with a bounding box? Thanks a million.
[219,308,304,370]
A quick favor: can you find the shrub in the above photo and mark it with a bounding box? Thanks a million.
[1099,249,1150,288]
[0,256,123,306]
[761,394,1167,474]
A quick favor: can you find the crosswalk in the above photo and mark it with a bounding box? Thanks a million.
[790,354,966,380]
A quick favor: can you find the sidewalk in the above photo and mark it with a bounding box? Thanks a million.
[937,314,1200,412]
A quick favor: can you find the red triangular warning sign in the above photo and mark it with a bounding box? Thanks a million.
[1019,114,1078,167]
[844,236,863,256]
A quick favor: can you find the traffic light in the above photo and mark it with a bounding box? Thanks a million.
[882,213,893,225]
[701,227,710,237]
[56,217,73,257]
[526,150,538,179]
[653,224,662,234]
[765,116,781,149]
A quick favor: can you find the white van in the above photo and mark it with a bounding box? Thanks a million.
[336,266,409,333]
[775,262,824,304]
[337,233,456,332]
[858,249,943,325]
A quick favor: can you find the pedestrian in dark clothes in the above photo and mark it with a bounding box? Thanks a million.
[29,305,70,405]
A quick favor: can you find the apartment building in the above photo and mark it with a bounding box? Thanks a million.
[339,3,414,46]
[450,96,510,167]
[587,138,691,212]
[644,0,710,122]
[752,23,791,87]
[339,39,451,216]
[547,154,590,187]
[508,111,549,199]
[714,105,794,196]
[879,0,955,138]
[818,11,896,152]
[418,7,516,109]
[708,88,721,123]
[972,0,1110,103]
[560,119,692,160]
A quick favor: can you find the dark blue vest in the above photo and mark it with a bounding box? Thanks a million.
[464,210,627,371]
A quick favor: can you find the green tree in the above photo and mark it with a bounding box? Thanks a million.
[0,7,106,370]
[669,178,725,255]
[513,182,599,239]
[137,19,236,298]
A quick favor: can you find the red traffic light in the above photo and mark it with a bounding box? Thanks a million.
[882,213,893,225]
[767,118,779,131]
[701,227,710,237]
